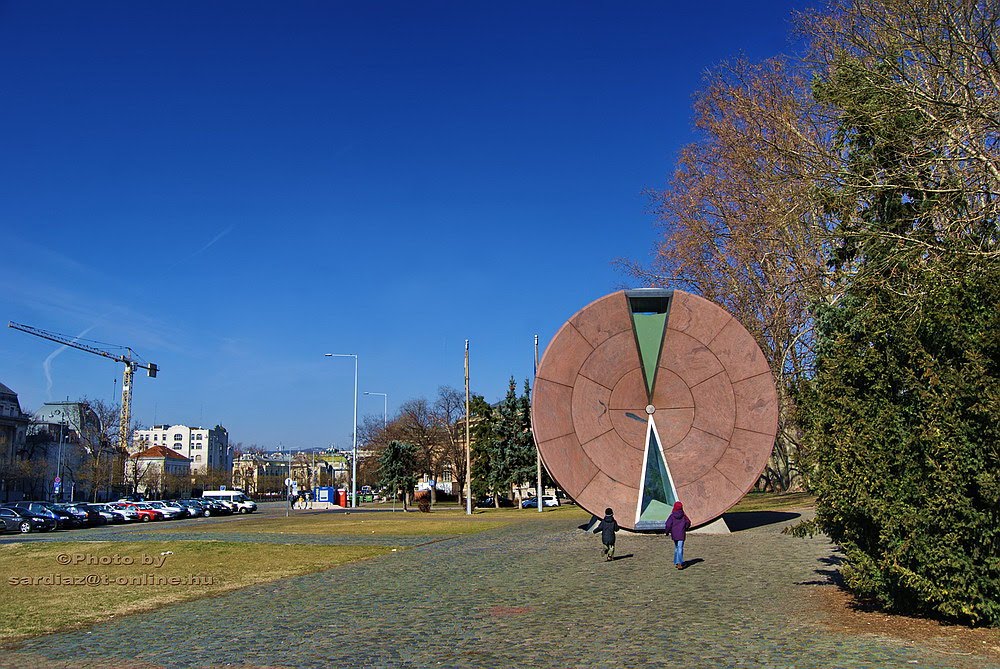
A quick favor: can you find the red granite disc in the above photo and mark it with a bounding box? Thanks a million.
[531,289,778,529]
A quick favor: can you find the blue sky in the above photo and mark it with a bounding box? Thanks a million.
[1,1,805,450]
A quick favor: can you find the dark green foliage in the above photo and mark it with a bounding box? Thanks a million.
[468,394,495,500]
[799,1,1000,622]
[803,266,999,625]
[469,379,537,501]
[377,440,417,505]
[802,55,1000,623]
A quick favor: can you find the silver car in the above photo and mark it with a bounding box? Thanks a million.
[107,503,141,522]
[146,501,183,520]
[84,503,124,523]
[175,500,204,518]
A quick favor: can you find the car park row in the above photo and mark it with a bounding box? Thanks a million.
[0,496,257,534]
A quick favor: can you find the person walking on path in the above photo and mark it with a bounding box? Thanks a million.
[664,501,692,569]
[593,508,620,561]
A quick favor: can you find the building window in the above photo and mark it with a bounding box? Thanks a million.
[173,434,183,441]
[195,455,202,462]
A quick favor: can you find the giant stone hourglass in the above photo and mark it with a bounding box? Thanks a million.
[531,289,779,529]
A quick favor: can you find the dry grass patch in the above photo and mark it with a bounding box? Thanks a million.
[166,505,588,537]
[0,540,391,641]
[728,491,815,513]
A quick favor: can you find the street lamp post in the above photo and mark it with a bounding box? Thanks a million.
[52,409,66,502]
[364,392,388,429]
[325,353,358,508]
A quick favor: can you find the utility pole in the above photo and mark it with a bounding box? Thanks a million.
[465,340,472,515]
[55,411,65,502]
[535,334,543,512]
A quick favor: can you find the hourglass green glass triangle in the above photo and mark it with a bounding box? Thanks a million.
[627,290,672,400]
[635,417,678,530]
[631,312,667,397]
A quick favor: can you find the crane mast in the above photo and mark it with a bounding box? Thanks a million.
[7,321,158,453]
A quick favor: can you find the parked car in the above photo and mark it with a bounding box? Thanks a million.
[475,496,515,508]
[174,500,204,518]
[198,499,230,516]
[53,503,89,526]
[119,502,163,522]
[86,503,128,523]
[215,499,236,513]
[47,503,86,528]
[177,499,206,516]
[63,503,107,526]
[0,506,57,533]
[520,495,560,508]
[158,500,188,517]
[107,502,141,522]
[146,501,184,520]
[4,501,76,529]
[201,490,257,514]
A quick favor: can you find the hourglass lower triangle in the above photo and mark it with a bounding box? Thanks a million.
[635,416,678,530]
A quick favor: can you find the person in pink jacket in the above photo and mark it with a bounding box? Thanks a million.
[664,501,692,569]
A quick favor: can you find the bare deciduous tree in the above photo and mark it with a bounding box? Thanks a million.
[623,57,835,490]
[802,0,1000,277]
[433,386,469,506]
[396,398,448,504]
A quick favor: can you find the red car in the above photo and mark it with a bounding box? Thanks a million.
[120,502,164,522]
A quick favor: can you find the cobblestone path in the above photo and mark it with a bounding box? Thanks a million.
[2,508,997,669]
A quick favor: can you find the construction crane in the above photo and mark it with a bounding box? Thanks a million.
[8,321,158,453]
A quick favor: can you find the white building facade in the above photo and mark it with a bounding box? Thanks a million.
[133,424,230,474]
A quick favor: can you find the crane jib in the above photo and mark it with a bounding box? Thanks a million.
[8,320,158,449]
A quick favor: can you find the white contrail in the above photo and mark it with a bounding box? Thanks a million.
[42,325,97,399]
[190,225,235,258]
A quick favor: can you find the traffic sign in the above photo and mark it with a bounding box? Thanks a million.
[53,476,61,484]
[284,478,292,486]
[220,485,226,491]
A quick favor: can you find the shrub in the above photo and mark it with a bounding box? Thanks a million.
[801,268,1000,626]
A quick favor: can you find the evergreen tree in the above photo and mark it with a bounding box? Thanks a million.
[800,0,1000,625]
[488,381,517,500]
[514,379,538,491]
[803,265,999,625]
[377,440,417,512]
[468,379,537,504]
[467,394,495,501]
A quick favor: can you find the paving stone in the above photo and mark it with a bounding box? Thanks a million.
[2,508,998,669]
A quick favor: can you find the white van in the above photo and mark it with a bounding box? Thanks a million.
[201,490,257,514]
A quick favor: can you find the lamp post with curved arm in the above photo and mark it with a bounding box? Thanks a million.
[364,392,387,429]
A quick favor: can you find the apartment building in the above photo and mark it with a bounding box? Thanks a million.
[129,445,192,497]
[0,382,30,502]
[133,424,230,474]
